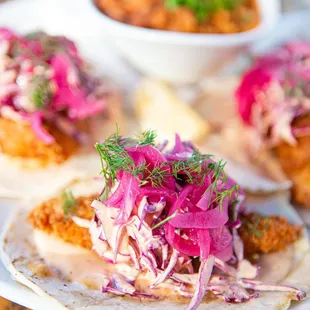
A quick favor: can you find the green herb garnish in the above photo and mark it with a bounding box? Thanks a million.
[95,128,166,199]
[171,150,213,185]
[137,129,157,146]
[139,163,171,188]
[61,190,77,217]
[152,210,179,230]
[201,159,239,211]
[95,129,239,211]
[165,0,244,22]
[243,214,270,239]
[31,76,53,110]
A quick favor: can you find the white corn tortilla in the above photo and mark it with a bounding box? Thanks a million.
[0,150,101,200]
[0,185,309,309]
[199,144,292,195]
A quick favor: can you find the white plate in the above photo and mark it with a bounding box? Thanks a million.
[0,0,310,309]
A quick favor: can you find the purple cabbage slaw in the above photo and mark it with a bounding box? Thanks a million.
[89,132,306,310]
[0,28,111,144]
[236,41,310,148]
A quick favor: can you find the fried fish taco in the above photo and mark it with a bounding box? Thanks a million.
[236,41,310,209]
[1,131,309,309]
[0,28,123,199]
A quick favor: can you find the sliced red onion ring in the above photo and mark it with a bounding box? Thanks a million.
[115,173,139,225]
[169,200,229,229]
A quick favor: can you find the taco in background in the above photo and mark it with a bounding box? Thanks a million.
[236,41,310,209]
[1,131,309,309]
[0,28,124,199]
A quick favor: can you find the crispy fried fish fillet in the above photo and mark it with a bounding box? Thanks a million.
[274,116,310,208]
[28,195,95,249]
[29,196,302,258]
[0,117,79,166]
[239,212,302,256]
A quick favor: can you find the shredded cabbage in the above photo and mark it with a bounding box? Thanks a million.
[236,41,310,147]
[89,133,306,309]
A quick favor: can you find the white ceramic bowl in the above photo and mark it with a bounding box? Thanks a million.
[84,0,280,84]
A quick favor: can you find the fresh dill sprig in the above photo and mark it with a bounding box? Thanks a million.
[61,190,77,217]
[242,214,270,239]
[95,129,164,198]
[139,163,171,188]
[95,129,239,210]
[152,210,179,230]
[31,76,52,110]
[95,129,135,198]
[137,129,157,146]
[171,150,213,185]
[188,158,240,211]
[212,184,240,210]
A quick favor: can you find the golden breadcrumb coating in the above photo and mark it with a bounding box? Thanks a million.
[28,195,96,249]
[274,116,310,208]
[239,212,302,256]
[29,194,302,259]
[0,117,79,166]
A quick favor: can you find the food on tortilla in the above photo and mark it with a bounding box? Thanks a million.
[29,193,302,258]
[0,28,118,166]
[239,212,302,255]
[0,117,79,164]
[134,78,209,143]
[236,42,310,208]
[0,28,123,199]
[274,115,310,208]
[20,130,308,309]
[29,194,96,249]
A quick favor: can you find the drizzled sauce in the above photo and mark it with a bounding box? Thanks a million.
[33,230,182,298]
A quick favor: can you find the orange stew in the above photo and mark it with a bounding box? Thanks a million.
[96,0,260,34]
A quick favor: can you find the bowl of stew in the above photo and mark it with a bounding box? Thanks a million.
[87,0,280,83]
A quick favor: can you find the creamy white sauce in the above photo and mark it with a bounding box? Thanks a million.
[33,230,138,289]
[33,230,183,298]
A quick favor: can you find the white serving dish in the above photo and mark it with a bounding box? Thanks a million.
[83,0,281,83]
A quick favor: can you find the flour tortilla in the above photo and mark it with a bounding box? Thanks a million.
[0,185,309,309]
[0,150,101,200]
[0,94,128,200]
[201,128,292,194]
